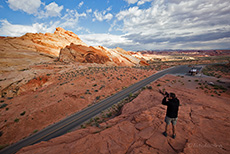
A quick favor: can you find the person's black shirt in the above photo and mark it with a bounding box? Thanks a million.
[162,97,180,118]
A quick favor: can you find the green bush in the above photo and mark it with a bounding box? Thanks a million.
[20,111,26,116]
[0,104,8,109]
[33,129,38,133]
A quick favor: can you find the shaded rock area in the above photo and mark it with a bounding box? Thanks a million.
[17,75,230,154]
[59,43,111,64]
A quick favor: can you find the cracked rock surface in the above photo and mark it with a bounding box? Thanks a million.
[17,75,230,154]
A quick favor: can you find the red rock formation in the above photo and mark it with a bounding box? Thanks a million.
[139,60,149,66]
[19,27,87,56]
[1,27,149,66]
[59,43,111,64]
[17,75,230,154]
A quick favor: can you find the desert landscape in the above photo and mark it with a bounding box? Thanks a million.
[16,74,230,154]
[0,28,230,154]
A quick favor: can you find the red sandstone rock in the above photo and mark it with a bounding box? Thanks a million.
[16,75,230,154]
[59,43,111,64]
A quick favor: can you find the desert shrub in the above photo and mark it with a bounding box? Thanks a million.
[157,84,161,86]
[33,129,38,133]
[96,96,100,100]
[106,112,112,117]
[99,85,105,90]
[14,118,19,122]
[81,125,86,129]
[147,86,152,89]
[0,104,8,109]
[20,111,26,116]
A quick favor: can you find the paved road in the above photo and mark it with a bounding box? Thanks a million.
[0,65,191,154]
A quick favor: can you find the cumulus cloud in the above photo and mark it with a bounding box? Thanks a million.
[124,0,138,4]
[42,2,63,17]
[79,33,134,48]
[7,0,63,18]
[60,9,86,28]
[7,0,41,15]
[137,0,152,5]
[78,1,84,8]
[114,0,230,50]
[93,10,113,22]
[0,19,57,36]
[86,9,92,13]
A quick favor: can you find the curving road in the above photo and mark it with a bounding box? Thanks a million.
[0,65,191,154]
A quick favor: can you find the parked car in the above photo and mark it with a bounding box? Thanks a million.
[189,68,199,75]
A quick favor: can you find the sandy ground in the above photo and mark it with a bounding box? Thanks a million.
[16,74,230,154]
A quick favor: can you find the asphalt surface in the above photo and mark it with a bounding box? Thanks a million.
[0,65,191,154]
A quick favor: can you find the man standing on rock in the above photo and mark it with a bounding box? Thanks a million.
[161,92,180,139]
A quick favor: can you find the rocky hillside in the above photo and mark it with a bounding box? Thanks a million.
[0,27,87,57]
[0,27,148,98]
[59,44,148,66]
[17,75,230,154]
[0,27,148,67]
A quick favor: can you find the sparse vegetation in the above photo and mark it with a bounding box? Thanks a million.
[20,111,26,116]
[202,64,230,78]
[33,129,38,134]
[0,144,9,150]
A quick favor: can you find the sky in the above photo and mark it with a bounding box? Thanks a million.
[0,0,230,51]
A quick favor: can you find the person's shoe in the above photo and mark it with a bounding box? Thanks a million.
[163,131,167,137]
[172,134,176,139]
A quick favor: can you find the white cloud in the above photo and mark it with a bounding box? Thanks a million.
[0,19,57,36]
[114,0,230,50]
[78,1,84,8]
[93,10,113,22]
[79,33,134,48]
[60,9,86,28]
[104,13,113,21]
[42,2,63,17]
[124,0,138,4]
[106,6,112,11]
[7,0,41,15]
[86,9,92,13]
[137,0,152,5]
